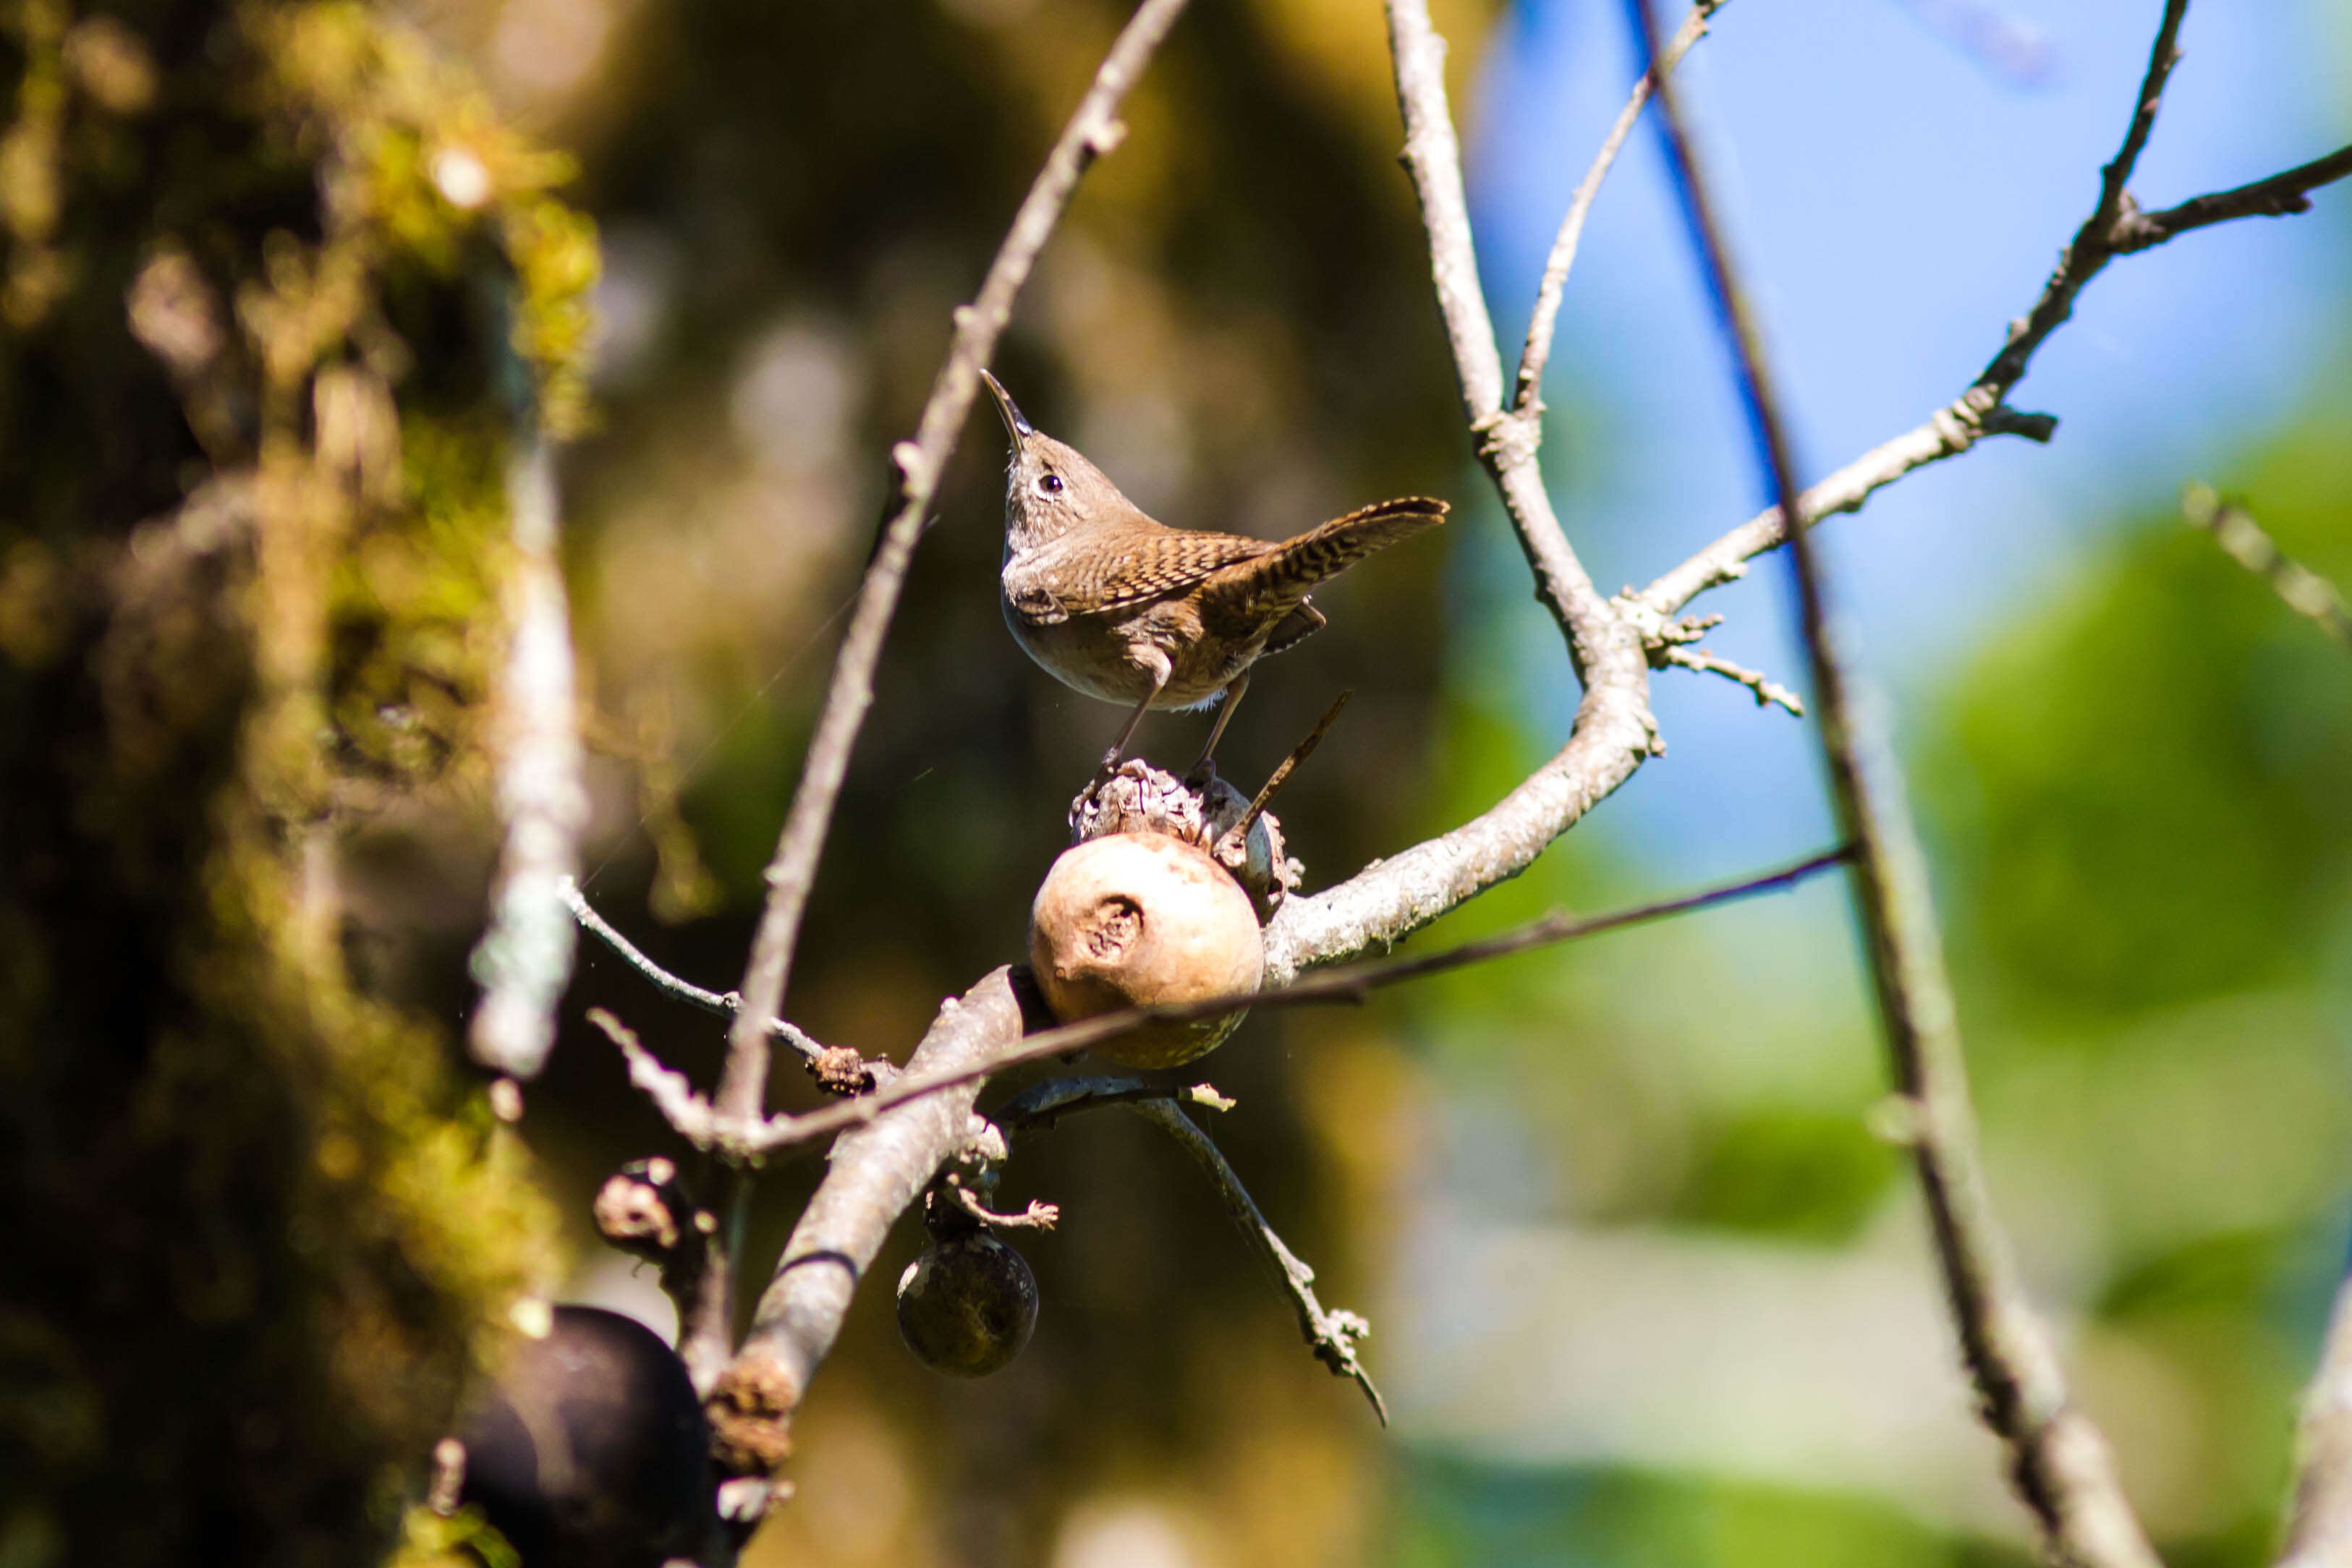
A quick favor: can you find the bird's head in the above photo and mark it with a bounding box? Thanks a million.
[982,370,1135,554]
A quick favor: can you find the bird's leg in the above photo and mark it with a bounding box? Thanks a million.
[1101,654,1172,775]
[1189,667,1250,782]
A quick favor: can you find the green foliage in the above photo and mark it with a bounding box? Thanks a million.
[1396,1454,2031,1568]
[1929,472,2352,1027]
[1666,1104,1898,1244]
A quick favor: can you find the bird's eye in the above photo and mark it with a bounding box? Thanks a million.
[1037,473,1064,495]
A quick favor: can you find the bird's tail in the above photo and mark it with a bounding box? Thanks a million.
[1205,495,1448,620]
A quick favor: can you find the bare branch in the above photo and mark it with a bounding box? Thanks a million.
[995,1075,1237,1134]
[1262,0,1661,981]
[708,969,1026,1486]
[2115,142,2352,252]
[946,1185,1060,1232]
[1656,642,1804,715]
[1126,1097,1386,1423]
[587,1006,718,1147]
[1637,405,2052,618]
[564,877,827,1064]
[1514,0,1723,417]
[1972,0,2189,399]
[743,847,1848,1156]
[1638,4,2347,621]
[1631,4,2157,1563]
[465,438,590,1081]
[718,0,1196,1128]
[650,1,1192,1407]
[2279,1274,2352,1568]
[2183,482,2352,650]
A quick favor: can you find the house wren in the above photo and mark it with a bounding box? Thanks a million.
[982,371,1446,770]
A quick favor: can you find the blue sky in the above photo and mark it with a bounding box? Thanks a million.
[1451,0,2351,881]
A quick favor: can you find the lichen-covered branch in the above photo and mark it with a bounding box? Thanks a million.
[1631,1,2157,1561]
[466,438,590,1083]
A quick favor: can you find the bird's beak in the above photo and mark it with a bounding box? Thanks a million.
[980,369,1033,443]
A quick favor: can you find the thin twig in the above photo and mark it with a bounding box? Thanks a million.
[1637,1,2351,621]
[947,1185,1060,1231]
[1656,642,1804,715]
[1631,3,2157,1564]
[1971,0,2188,399]
[2183,483,2352,650]
[742,846,1848,1155]
[1223,690,1350,850]
[2115,142,2352,252]
[1513,0,1724,417]
[465,437,589,1081]
[718,0,1193,1124]
[564,878,826,1063]
[1126,1097,1387,1423]
[587,1007,718,1146]
[995,1074,1236,1134]
[2278,1274,2352,1568]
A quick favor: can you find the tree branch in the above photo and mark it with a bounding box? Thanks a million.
[995,1075,1237,1134]
[1124,1097,1386,1423]
[707,968,1026,1499]
[1259,0,1663,983]
[1514,0,1724,418]
[2113,142,2352,253]
[1637,2,2351,621]
[2183,482,2352,650]
[565,878,827,1065]
[742,847,1848,1156]
[586,1006,719,1149]
[465,437,589,1083]
[1631,2,2157,1562]
[1656,641,1804,715]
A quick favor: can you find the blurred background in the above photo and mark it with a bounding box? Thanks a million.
[368,0,2352,1562]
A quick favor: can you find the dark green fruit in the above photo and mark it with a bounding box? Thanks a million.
[895,1232,1039,1376]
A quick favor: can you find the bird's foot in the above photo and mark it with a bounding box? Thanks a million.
[1184,754,1220,791]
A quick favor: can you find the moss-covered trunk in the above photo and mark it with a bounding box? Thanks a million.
[0,4,589,1561]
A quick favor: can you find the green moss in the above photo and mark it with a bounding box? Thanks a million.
[0,2,595,1561]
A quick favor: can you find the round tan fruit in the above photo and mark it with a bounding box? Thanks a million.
[1027,831,1264,1068]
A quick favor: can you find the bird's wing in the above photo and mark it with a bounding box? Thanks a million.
[1016,529,1273,621]
[1200,496,1448,624]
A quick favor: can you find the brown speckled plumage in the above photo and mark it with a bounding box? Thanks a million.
[984,372,1445,767]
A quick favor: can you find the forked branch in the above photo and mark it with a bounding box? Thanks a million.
[1640,1,2351,622]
